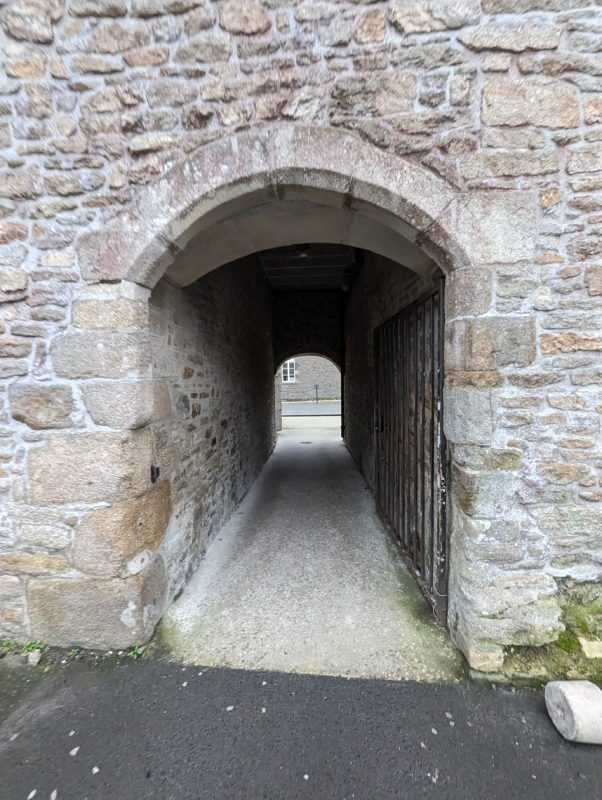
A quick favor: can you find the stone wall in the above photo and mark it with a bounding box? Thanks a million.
[149,257,275,605]
[345,254,439,489]
[0,255,275,647]
[0,0,600,670]
[273,291,345,368]
[280,355,340,401]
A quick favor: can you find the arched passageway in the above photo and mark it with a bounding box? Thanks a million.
[145,238,457,679]
[147,236,459,679]
[18,126,558,675]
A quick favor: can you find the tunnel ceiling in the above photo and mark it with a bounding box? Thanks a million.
[256,243,356,292]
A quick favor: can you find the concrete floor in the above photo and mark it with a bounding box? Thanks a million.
[158,425,464,682]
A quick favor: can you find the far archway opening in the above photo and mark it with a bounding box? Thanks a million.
[276,355,342,431]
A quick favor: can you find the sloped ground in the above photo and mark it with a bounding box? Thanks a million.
[156,424,463,683]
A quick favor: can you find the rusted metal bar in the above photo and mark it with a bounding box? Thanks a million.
[374,282,447,625]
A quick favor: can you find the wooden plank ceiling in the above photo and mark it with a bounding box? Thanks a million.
[256,244,356,291]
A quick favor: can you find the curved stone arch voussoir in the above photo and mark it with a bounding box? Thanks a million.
[75,125,499,290]
[275,349,343,373]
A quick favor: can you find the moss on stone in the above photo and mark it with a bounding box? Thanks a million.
[502,641,602,686]
[559,580,602,637]
[556,629,581,653]
[563,600,601,635]
[499,580,602,685]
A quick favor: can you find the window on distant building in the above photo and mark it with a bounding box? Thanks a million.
[282,359,296,383]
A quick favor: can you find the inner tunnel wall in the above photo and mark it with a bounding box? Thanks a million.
[150,257,275,604]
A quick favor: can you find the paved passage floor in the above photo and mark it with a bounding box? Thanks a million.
[157,425,463,682]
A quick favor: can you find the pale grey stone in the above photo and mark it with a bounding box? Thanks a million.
[443,387,493,446]
[545,681,602,744]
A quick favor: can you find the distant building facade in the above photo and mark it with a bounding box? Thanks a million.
[280,356,340,401]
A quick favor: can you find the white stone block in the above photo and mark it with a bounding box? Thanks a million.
[545,681,602,744]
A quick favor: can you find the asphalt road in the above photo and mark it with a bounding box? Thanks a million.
[0,661,600,799]
[282,401,341,416]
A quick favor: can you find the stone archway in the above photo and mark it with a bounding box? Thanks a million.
[23,124,555,673]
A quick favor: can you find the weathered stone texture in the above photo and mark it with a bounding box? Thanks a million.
[448,317,536,371]
[1,0,63,43]
[482,77,580,127]
[81,381,154,429]
[74,483,171,577]
[355,9,386,44]
[454,192,537,264]
[444,387,493,446]
[72,297,148,330]
[461,22,559,51]
[70,0,127,17]
[27,558,167,648]
[148,257,275,602]
[389,0,479,34]
[219,1,270,35]
[175,32,231,62]
[0,0,600,672]
[51,332,151,379]
[332,75,417,116]
[10,383,75,429]
[88,20,150,53]
[28,430,153,504]
[0,551,70,575]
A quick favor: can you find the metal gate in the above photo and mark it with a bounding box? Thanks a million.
[374,281,448,624]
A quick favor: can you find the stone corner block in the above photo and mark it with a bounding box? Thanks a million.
[445,267,493,319]
[27,430,153,505]
[27,558,167,649]
[446,316,536,371]
[472,316,536,369]
[81,381,154,429]
[51,331,150,380]
[450,624,504,673]
[452,466,517,518]
[453,191,537,265]
[74,482,171,578]
[443,385,493,446]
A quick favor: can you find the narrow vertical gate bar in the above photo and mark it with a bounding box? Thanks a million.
[394,317,401,540]
[423,296,433,588]
[435,281,448,624]
[374,283,447,625]
[402,312,409,552]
